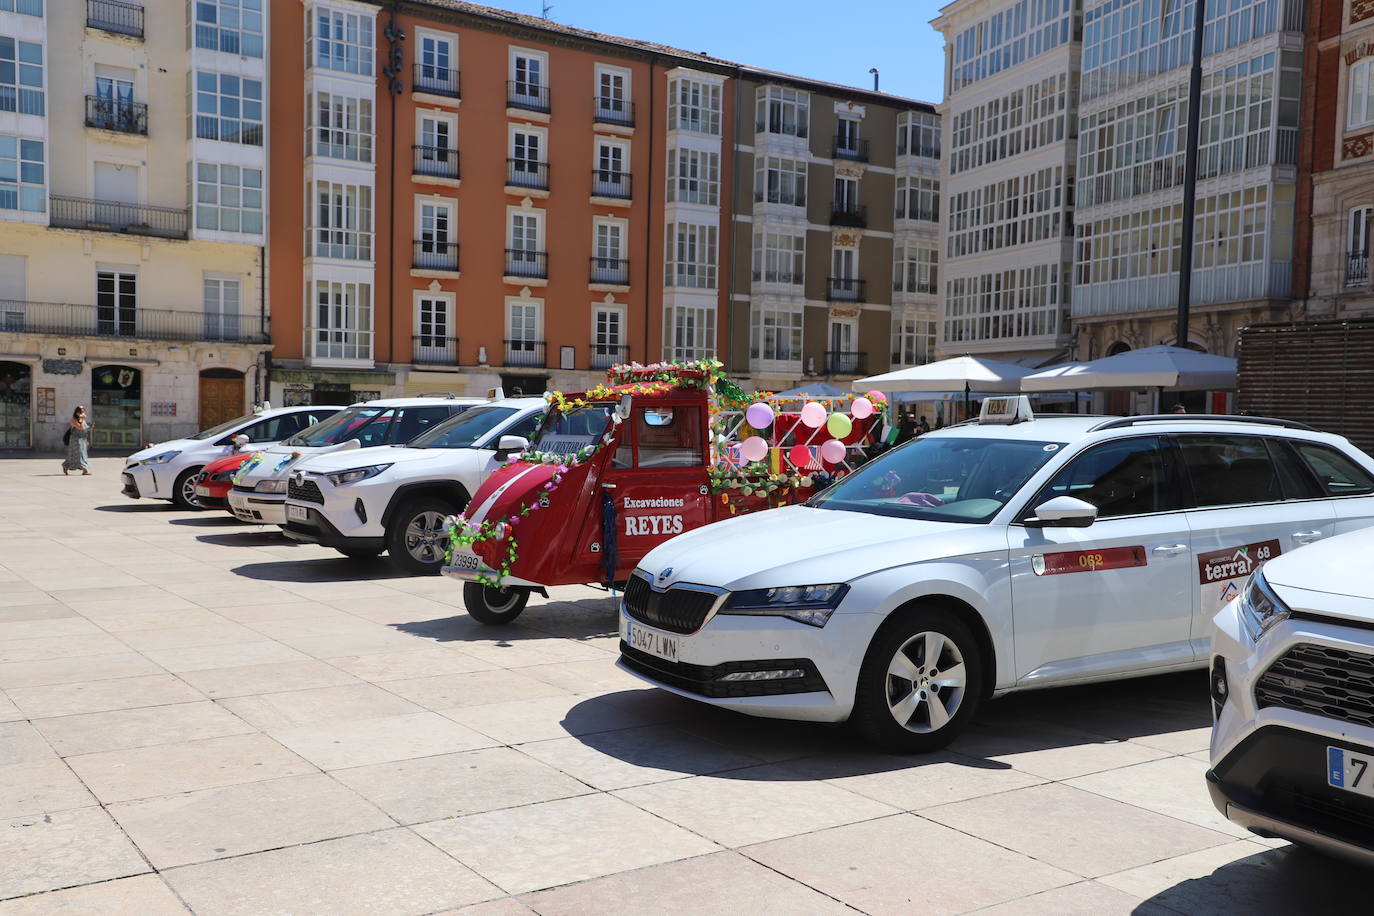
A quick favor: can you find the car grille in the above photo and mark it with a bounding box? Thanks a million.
[619,643,828,698]
[623,574,719,634]
[287,477,325,505]
[1255,643,1374,728]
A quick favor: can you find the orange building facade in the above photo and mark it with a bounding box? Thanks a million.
[266,1,934,404]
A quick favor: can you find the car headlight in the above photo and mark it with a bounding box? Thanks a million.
[719,583,849,627]
[324,464,393,487]
[255,479,287,494]
[1238,568,1290,643]
[140,450,181,467]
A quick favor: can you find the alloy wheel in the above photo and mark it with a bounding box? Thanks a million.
[884,630,967,734]
[404,510,449,564]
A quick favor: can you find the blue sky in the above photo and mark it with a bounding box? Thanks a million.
[512,0,948,103]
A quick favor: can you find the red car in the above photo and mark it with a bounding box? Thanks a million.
[194,452,254,512]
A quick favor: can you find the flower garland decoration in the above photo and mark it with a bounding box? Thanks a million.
[271,451,303,475]
[230,451,264,485]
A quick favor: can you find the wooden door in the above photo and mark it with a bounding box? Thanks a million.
[199,377,243,429]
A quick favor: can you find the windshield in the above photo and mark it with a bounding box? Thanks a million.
[189,414,256,440]
[532,406,612,457]
[809,436,1064,523]
[285,407,389,448]
[408,406,516,449]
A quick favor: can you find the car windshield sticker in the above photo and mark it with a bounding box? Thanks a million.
[1032,546,1147,576]
[1197,539,1280,615]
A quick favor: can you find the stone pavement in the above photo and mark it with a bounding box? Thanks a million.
[0,455,1367,915]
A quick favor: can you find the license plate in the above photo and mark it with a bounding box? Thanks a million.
[451,551,480,572]
[623,618,679,662]
[1328,747,1374,798]
[287,504,309,522]
[195,486,212,496]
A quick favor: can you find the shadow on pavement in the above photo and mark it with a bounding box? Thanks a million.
[94,503,171,513]
[1135,843,1368,913]
[169,515,244,527]
[231,557,410,582]
[197,531,291,547]
[390,595,621,645]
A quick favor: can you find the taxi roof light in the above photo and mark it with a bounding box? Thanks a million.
[979,396,1034,425]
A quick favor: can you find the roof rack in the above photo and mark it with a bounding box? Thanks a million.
[1088,414,1316,433]
[415,391,459,399]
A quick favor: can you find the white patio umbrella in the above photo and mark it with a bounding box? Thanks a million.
[854,356,1036,418]
[1020,346,1237,393]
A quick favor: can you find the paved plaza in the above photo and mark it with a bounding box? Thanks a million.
[0,456,1368,914]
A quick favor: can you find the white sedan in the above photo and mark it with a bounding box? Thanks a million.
[120,405,342,509]
[618,402,1374,751]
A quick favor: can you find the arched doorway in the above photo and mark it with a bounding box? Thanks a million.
[0,361,31,448]
[1104,343,1131,415]
[199,368,245,429]
[91,365,142,448]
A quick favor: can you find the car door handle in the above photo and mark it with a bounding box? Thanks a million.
[1293,530,1324,544]
[1152,544,1188,557]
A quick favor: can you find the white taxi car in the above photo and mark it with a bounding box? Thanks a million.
[1208,525,1374,865]
[121,405,342,509]
[227,396,482,524]
[282,398,545,572]
[618,399,1374,752]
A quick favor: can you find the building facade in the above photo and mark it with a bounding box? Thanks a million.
[930,0,1080,366]
[1071,0,1305,381]
[1300,0,1374,319]
[0,0,270,452]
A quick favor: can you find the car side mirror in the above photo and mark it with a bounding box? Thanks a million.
[494,435,529,460]
[615,394,632,420]
[1024,495,1098,528]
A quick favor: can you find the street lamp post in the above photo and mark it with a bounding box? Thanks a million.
[1175,0,1207,354]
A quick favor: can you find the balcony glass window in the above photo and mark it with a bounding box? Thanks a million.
[0,38,44,116]
[314,280,372,361]
[311,7,374,76]
[195,162,263,234]
[750,305,802,363]
[312,181,373,261]
[0,1,43,18]
[751,231,804,285]
[669,77,721,135]
[893,246,938,295]
[891,310,935,368]
[313,92,372,162]
[754,156,806,207]
[666,147,718,205]
[194,72,263,145]
[1351,60,1374,131]
[194,0,265,58]
[665,305,715,361]
[665,222,717,290]
[897,111,941,158]
[756,86,809,138]
[0,135,44,212]
[895,175,939,221]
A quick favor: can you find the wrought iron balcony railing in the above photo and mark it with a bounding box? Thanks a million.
[590,256,629,285]
[1348,252,1370,288]
[413,240,458,272]
[87,0,143,38]
[833,137,870,162]
[590,343,628,370]
[592,169,631,199]
[412,335,458,365]
[824,350,867,375]
[830,203,867,228]
[507,159,549,191]
[827,277,866,302]
[413,145,459,180]
[507,81,550,113]
[504,339,546,368]
[413,62,460,99]
[0,299,266,343]
[85,96,147,135]
[50,195,188,240]
[593,97,634,127]
[505,249,548,280]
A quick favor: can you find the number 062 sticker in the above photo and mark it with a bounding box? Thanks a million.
[1032,546,1147,576]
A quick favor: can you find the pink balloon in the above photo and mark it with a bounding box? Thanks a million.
[851,396,874,419]
[866,390,887,404]
[800,402,826,428]
[787,444,812,468]
[740,436,769,463]
[820,439,846,464]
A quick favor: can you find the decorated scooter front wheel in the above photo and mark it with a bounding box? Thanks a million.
[463,582,529,625]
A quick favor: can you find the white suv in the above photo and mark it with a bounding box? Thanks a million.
[282,398,545,572]
[121,405,342,509]
[1208,524,1374,865]
[618,406,1374,751]
[227,396,482,524]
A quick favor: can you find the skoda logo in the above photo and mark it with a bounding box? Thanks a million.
[657,567,673,583]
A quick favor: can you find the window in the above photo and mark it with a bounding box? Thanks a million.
[314,280,372,361]
[510,49,547,109]
[0,37,43,116]
[419,115,453,154]
[831,246,857,281]
[1350,207,1371,257]
[417,34,456,91]
[203,275,240,340]
[665,305,715,361]
[312,182,373,260]
[750,305,802,363]
[0,135,44,212]
[312,7,374,75]
[756,85,809,138]
[1353,60,1374,130]
[417,201,454,268]
[594,140,628,197]
[1035,437,1179,519]
[834,176,858,212]
[1177,436,1284,507]
[665,222,717,289]
[394,406,455,444]
[240,412,316,443]
[1292,442,1374,496]
[194,0,265,58]
[893,246,937,294]
[416,295,451,348]
[194,72,264,145]
[313,92,372,162]
[898,111,941,158]
[828,318,857,371]
[667,147,719,205]
[510,128,545,186]
[195,163,264,234]
[592,306,624,367]
[508,209,543,275]
[891,310,935,367]
[669,76,721,134]
[633,406,703,468]
[754,157,806,207]
[97,270,136,337]
[836,116,860,153]
[507,299,542,363]
[752,231,804,285]
[508,210,541,252]
[593,219,625,278]
[0,1,42,17]
[895,176,939,221]
[595,66,629,118]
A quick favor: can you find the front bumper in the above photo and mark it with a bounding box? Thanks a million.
[122,464,169,500]
[282,506,385,552]
[440,547,545,589]
[229,487,286,524]
[121,471,140,499]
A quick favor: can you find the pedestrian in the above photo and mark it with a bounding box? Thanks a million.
[916,415,931,436]
[62,406,92,476]
[1170,404,1187,414]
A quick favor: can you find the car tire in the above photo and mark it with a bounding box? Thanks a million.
[385,497,458,574]
[336,545,383,560]
[172,468,204,510]
[463,582,529,625]
[850,607,983,753]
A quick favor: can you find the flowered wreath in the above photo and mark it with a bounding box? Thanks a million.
[230,451,265,485]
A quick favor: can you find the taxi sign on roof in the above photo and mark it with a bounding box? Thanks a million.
[979,395,1034,425]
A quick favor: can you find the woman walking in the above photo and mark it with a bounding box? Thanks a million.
[62,406,92,476]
